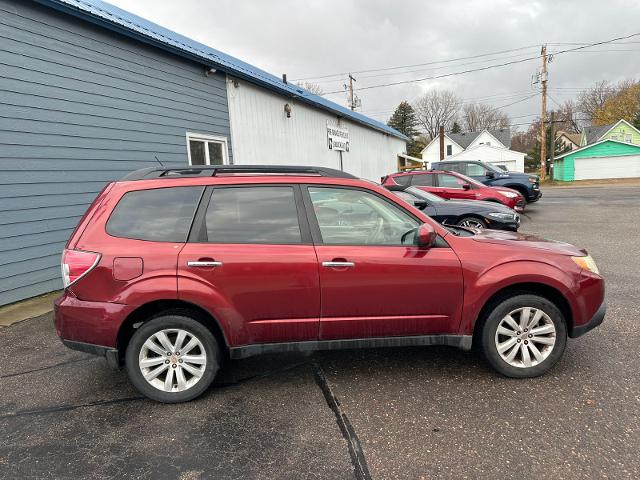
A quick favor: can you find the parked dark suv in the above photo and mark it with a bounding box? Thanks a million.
[56,165,603,403]
[431,160,542,203]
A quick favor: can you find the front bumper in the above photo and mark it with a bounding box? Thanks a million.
[528,186,542,202]
[486,216,520,232]
[570,301,606,338]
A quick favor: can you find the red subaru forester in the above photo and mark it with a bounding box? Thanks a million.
[55,165,605,403]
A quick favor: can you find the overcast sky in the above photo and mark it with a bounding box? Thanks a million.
[107,0,640,131]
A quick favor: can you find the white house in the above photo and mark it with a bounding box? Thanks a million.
[420,128,525,172]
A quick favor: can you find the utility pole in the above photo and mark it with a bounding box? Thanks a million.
[347,74,356,110]
[539,45,548,181]
[549,110,556,181]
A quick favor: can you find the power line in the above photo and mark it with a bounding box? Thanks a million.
[321,31,640,95]
[311,50,545,85]
[291,45,540,82]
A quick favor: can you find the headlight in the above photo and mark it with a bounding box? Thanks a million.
[486,212,516,221]
[499,191,518,198]
[571,254,599,274]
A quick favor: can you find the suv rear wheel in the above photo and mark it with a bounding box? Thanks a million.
[480,294,567,378]
[125,315,220,403]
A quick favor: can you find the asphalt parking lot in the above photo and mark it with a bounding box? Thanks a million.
[1,184,639,480]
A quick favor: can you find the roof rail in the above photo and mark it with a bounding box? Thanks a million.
[121,165,359,181]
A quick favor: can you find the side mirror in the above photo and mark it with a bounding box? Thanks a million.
[416,223,437,248]
[485,172,495,179]
[413,200,428,210]
[462,183,471,190]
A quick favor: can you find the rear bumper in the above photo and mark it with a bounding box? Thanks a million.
[570,301,606,338]
[54,291,135,352]
[62,339,120,368]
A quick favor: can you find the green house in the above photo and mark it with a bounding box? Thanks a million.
[554,139,640,181]
[580,119,640,146]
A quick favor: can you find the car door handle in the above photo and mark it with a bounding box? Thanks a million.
[322,261,355,268]
[187,260,223,267]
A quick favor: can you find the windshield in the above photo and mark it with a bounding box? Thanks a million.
[404,186,444,202]
[483,163,504,174]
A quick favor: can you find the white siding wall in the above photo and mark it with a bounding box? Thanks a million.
[421,137,463,165]
[226,78,405,181]
[448,145,525,172]
[574,155,640,180]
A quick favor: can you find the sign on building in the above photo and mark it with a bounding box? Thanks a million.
[327,122,349,152]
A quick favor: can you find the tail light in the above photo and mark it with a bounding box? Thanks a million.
[61,249,101,288]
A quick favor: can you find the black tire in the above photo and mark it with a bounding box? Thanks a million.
[456,217,488,229]
[125,315,220,403]
[480,294,567,378]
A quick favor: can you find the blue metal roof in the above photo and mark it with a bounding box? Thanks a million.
[35,0,408,141]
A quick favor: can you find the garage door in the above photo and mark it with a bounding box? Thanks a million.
[574,155,640,180]
[488,160,517,172]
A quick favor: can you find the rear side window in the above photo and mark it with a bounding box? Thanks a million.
[392,175,412,186]
[204,186,302,244]
[410,174,434,186]
[107,187,203,242]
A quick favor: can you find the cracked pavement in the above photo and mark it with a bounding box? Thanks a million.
[1,185,639,479]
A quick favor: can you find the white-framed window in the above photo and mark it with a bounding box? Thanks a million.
[186,132,229,166]
[625,134,633,143]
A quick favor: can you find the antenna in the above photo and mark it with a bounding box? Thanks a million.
[154,156,165,167]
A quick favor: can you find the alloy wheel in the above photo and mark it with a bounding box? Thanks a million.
[459,218,485,229]
[138,328,207,392]
[494,307,556,368]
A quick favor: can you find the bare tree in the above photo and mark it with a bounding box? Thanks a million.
[554,100,582,133]
[577,80,616,122]
[412,90,461,140]
[296,82,324,96]
[460,103,510,132]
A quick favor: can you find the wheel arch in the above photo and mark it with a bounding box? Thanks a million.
[471,282,573,346]
[116,299,229,365]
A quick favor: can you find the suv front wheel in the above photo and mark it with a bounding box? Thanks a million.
[125,315,220,403]
[480,294,567,378]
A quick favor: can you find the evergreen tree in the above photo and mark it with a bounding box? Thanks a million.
[450,121,462,134]
[633,110,640,131]
[387,101,419,138]
[388,101,421,157]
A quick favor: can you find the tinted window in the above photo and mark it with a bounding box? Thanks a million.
[437,174,466,188]
[393,175,412,186]
[309,187,419,245]
[410,174,434,186]
[205,187,301,243]
[107,187,203,242]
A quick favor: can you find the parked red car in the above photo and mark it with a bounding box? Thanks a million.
[382,170,526,212]
[56,165,604,403]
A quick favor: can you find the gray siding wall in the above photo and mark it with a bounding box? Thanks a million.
[0,0,232,305]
